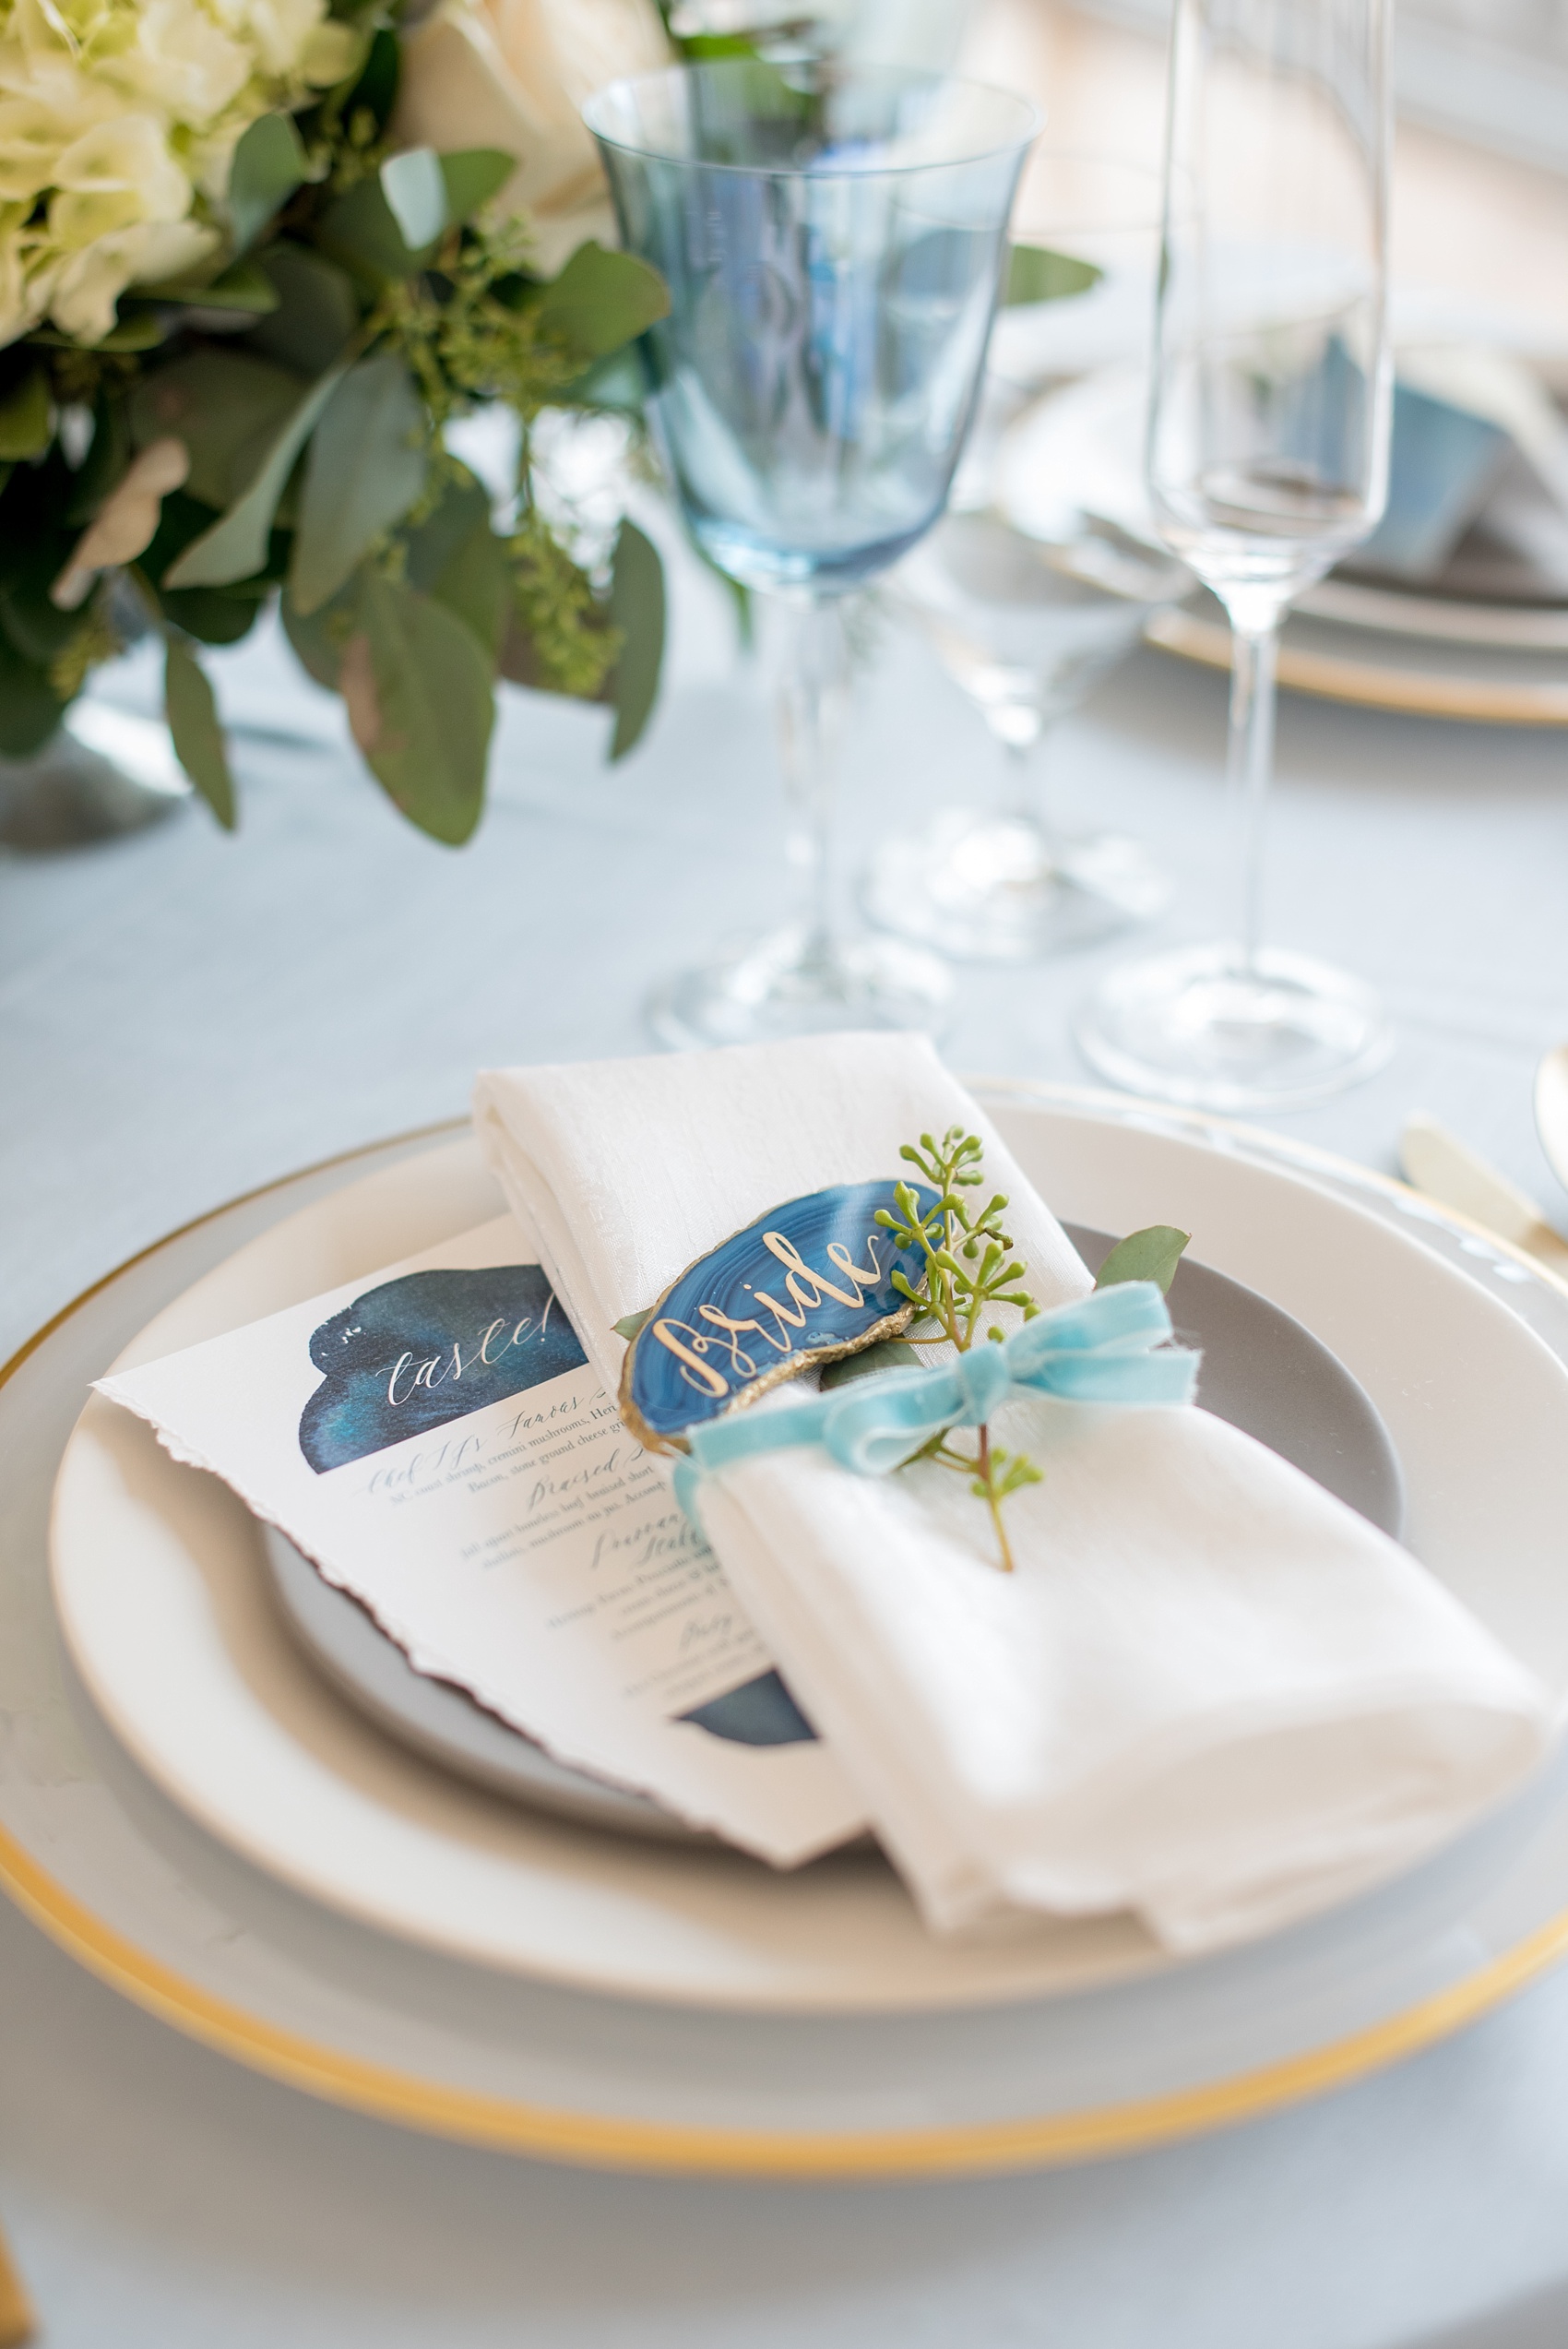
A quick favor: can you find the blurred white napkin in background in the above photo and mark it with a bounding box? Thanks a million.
[475,1036,1552,1953]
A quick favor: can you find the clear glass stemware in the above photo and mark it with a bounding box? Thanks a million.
[1075,0,1396,1110]
[863,153,1188,961]
[586,61,1037,1048]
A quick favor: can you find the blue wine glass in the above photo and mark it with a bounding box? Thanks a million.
[586,61,1037,1046]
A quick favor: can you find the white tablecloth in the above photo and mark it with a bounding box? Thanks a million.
[6,538,1568,2347]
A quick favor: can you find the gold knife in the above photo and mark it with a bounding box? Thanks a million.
[1400,1112,1568,1279]
[0,2216,33,2348]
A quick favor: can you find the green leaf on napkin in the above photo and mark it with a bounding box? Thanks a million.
[820,1340,920,1389]
[164,636,235,829]
[1093,1225,1190,1295]
[289,352,427,614]
[603,518,664,758]
[1004,244,1103,306]
[613,1308,653,1341]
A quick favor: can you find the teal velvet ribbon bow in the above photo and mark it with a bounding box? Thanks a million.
[671,1279,1197,1523]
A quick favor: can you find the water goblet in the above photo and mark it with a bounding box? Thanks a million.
[586,60,1037,1047]
[1075,0,1396,1110]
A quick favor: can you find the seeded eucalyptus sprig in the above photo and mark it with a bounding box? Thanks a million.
[872,1127,1044,1575]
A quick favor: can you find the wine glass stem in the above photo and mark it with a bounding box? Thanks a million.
[1228,617,1279,983]
[776,595,847,970]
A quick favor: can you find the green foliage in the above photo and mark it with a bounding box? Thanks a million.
[343,569,494,843]
[163,637,236,828]
[165,362,350,588]
[819,1339,920,1389]
[1004,244,1104,306]
[528,243,670,363]
[289,350,426,613]
[604,518,664,757]
[1,47,672,841]
[612,1308,653,1341]
[225,113,308,254]
[128,350,305,508]
[877,1127,1044,1572]
[505,508,618,700]
[1094,1226,1191,1295]
[0,367,51,458]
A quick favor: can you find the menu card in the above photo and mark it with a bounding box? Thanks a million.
[98,1212,869,1865]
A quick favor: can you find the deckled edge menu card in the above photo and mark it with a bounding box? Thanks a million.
[97,1211,869,1866]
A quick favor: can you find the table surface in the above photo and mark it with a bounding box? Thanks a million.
[7,498,1568,2348]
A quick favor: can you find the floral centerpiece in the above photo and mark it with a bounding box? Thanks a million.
[0,0,675,841]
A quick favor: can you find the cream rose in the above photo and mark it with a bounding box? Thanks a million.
[391,0,671,276]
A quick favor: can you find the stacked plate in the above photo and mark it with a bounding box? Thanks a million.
[1000,366,1568,727]
[8,1087,1568,2176]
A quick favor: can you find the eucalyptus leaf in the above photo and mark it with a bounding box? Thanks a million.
[129,350,305,509]
[819,1339,920,1389]
[343,570,493,843]
[166,361,349,590]
[226,112,306,254]
[425,507,508,659]
[532,242,670,364]
[558,346,647,413]
[604,517,664,757]
[0,627,62,757]
[380,147,446,251]
[0,368,50,459]
[159,586,263,647]
[317,174,431,285]
[1093,1225,1191,1296]
[250,245,361,376]
[612,1308,652,1341]
[289,352,426,614]
[280,576,354,688]
[1004,244,1103,306]
[65,396,129,525]
[163,636,236,828]
[439,147,514,226]
[151,257,280,315]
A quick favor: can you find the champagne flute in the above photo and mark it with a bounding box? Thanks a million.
[586,60,1036,1047]
[1075,0,1395,1110]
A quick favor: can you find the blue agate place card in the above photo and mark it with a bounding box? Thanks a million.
[621,1178,939,1451]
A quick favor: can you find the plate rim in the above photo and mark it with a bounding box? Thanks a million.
[8,1092,1568,2178]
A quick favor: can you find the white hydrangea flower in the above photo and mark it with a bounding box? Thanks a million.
[0,0,359,348]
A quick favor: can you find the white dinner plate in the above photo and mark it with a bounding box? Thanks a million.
[9,1093,1568,2176]
[45,1096,1568,2017]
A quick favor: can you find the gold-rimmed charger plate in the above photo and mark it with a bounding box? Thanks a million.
[7,1094,1568,2176]
[1148,604,1568,727]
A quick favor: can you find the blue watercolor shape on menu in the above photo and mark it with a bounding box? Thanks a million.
[299,1264,588,1473]
[624,1178,940,1449]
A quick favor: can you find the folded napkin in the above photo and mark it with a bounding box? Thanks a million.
[474,1035,1551,1951]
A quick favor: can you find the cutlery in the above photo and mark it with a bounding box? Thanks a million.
[1400,1112,1568,1277]
[0,2217,33,2348]
[1533,1043,1568,1198]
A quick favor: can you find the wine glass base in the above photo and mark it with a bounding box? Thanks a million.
[862,809,1171,961]
[1075,943,1393,1112]
[646,926,954,1051]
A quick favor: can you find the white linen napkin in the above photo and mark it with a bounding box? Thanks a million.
[474,1034,1552,1951]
